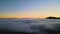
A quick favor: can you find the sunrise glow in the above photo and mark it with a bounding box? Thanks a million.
[0,0,60,18]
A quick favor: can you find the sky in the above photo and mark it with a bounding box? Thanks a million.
[0,0,60,18]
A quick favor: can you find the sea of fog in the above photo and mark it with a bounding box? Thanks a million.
[0,18,60,34]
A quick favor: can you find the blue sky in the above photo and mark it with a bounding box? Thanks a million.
[0,0,60,18]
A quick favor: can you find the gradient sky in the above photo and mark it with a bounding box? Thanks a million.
[0,0,60,18]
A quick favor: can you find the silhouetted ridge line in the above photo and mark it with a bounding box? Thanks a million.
[46,16,60,19]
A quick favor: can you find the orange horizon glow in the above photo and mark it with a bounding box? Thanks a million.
[0,15,60,18]
[0,15,47,18]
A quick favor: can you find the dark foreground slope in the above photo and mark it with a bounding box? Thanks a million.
[0,29,60,34]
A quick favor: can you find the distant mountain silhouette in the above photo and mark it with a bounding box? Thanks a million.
[46,16,60,19]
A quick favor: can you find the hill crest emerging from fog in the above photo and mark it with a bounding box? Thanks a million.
[46,16,60,19]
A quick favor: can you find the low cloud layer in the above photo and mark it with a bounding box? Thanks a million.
[0,19,60,34]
